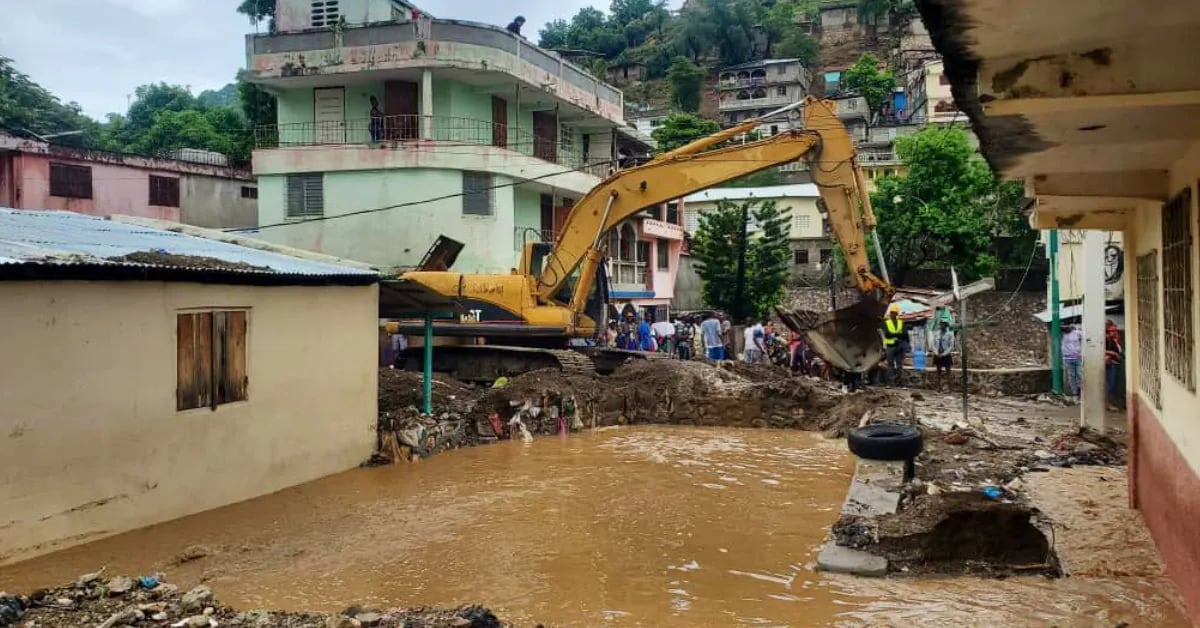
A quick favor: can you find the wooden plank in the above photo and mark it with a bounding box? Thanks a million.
[211,311,226,408]
[195,312,213,409]
[223,311,248,403]
[176,313,197,411]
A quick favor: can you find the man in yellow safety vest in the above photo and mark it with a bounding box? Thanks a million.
[882,304,907,387]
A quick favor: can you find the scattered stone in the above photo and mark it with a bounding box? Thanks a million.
[152,611,169,621]
[942,431,969,445]
[0,594,25,625]
[1033,449,1055,460]
[180,614,213,627]
[354,611,382,626]
[204,605,215,615]
[325,616,360,628]
[1073,441,1101,455]
[175,544,212,564]
[75,566,107,587]
[180,585,213,611]
[106,575,135,595]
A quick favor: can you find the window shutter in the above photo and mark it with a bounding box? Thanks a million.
[462,172,493,216]
[287,173,324,217]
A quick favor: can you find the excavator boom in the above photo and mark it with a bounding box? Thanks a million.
[398,97,892,379]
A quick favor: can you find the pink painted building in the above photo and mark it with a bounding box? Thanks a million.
[0,134,258,229]
[606,200,687,322]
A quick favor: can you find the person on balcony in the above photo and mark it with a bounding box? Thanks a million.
[369,96,384,143]
[506,16,526,36]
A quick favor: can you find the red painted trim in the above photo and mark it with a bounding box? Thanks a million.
[1127,391,1139,509]
[1131,395,1200,621]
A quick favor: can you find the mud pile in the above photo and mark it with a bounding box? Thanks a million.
[0,570,502,627]
[477,360,908,436]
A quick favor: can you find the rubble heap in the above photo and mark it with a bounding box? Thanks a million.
[0,569,503,627]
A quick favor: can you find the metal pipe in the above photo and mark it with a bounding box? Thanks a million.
[871,230,891,285]
[592,191,618,249]
[422,314,433,415]
[1049,230,1063,395]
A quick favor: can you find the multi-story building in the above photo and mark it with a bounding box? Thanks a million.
[0,133,257,229]
[716,59,811,128]
[606,201,687,322]
[243,0,629,274]
[904,58,960,126]
[681,184,832,283]
[926,0,1200,617]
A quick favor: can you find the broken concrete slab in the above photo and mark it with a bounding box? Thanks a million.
[817,543,889,577]
[843,479,901,516]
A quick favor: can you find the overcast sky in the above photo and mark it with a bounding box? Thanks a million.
[3,0,684,120]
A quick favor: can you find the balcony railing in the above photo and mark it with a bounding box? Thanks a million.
[256,115,612,174]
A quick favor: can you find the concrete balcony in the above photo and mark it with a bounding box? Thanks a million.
[245,19,624,126]
[252,114,610,195]
[719,93,797,111]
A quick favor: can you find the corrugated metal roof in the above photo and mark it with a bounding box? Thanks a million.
[684,184,821,203]
[0,208,378,280]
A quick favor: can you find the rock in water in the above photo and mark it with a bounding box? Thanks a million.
[106,575,134,595]
[355,611,382,627]
[180,585,213,611]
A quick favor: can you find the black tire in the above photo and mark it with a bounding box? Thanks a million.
[847,424,924,461]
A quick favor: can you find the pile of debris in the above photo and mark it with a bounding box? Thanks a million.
[369,369,484,464]
[367,359,914,465]
[0,569,502,627]
[477,360,909,437]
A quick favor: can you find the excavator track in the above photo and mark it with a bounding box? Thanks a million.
[397,345,597,382]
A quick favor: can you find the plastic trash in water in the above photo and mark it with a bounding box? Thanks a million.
[982,486,1004,500]
[138,575,159,589]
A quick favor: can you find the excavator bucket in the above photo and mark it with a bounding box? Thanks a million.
[777,296,888,373]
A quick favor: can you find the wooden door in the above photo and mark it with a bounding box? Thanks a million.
[532,110,557,162]
[491,96,508,148]
[313,87,345,144]
[384,80,419,139]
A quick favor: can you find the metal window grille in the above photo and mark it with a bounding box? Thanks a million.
[657,238,669,270]
[241,186,258,199]
[148,175,180,207]
[1162,187,1195,391]
[49,162,92,199]
[795,214,812,231]
[1137,251,1163,408]
[794,249,810,265]
[286,173,324,218]
[462,172,493,216]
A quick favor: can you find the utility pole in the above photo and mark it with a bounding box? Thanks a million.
[1049,230,1063,394]
[732,202,749,324]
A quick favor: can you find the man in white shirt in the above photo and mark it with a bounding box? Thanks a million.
[743,319,766,364]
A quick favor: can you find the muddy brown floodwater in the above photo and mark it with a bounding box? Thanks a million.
[0,427,1188,626]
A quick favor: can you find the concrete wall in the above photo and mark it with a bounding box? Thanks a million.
[674,255,705,310]
[1045,230,1125,301]
[7,152,256,229]
[1124,140,1200,619]
[0,280,378,564]
[257,168,523,272]
[684,195,824,238]
[180,175,257,229]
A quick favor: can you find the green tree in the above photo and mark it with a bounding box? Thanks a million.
[666,57,705,113]
[650,113,719,153]
[0,57,104,147]
[776,31,819,67]
[133,109,236,158]
[692,200,792,320]
[869,126,1022,284]
[237,0,274,23]
[842,53,897,121]
[538,19,570,49]
[238,73,277,129]
[197,83,239,109]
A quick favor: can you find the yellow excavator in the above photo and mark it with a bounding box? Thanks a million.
[393,97,893,380]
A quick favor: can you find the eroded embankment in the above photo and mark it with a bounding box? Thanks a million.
[372,359,908,462]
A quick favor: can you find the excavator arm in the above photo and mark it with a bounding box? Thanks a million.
[538,97,890,312]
